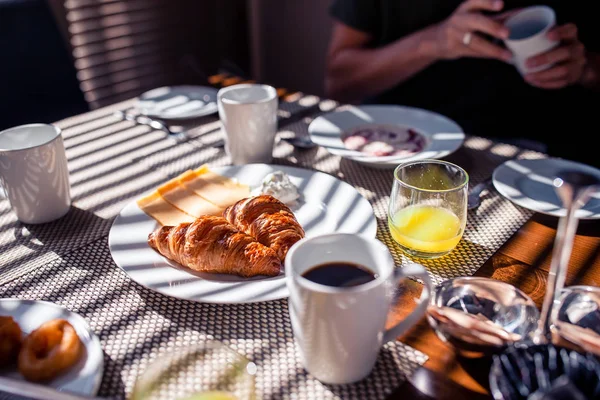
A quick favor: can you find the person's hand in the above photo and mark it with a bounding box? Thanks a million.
[433,0,513,62]
[524,24,587,89]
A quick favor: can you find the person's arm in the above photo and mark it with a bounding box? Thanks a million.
[325,0,513,104]
[325,23,437,103]
[325,23,438,104]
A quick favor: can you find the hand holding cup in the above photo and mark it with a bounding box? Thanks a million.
[523,23,587,89]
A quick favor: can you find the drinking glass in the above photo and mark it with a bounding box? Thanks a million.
[551,285,600,356]
[388,159,468,259]
[131,341,256,400]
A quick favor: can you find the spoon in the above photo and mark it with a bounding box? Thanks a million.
[114,110,175,135]
[533,168,600,344]
[467,177,493,210]
[280,136,316,149]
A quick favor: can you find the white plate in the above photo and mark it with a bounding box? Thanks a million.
[308,105,465,169]
[493,158,600,219]
[108,164,377,304]
[0,298,103,396]
[137,85,218,120]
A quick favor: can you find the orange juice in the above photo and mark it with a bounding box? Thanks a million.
[388,205,463,256]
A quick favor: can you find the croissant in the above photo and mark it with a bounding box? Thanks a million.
[223,194,305,261]
[148,215,282,277]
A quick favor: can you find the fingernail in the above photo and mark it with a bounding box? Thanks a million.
[500,28,509,39]
[547,31,557,40]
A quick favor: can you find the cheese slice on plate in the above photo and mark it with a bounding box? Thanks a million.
[179,165,250,208]
[136,192,196,226]
[157,174,224,218]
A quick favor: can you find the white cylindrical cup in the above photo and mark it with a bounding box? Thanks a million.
[285,233,432,385]
[0,123,71,224]
[217,84,278,165]
[503,6,559,75]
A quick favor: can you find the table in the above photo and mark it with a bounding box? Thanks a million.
[1,74,599,400]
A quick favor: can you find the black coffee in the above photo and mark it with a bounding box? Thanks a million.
[301,262,378,287]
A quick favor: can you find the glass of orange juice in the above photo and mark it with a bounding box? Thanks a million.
[388,159,469,259]
[131,341,256,400]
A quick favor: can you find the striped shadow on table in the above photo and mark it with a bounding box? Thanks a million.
[0,238,428,400]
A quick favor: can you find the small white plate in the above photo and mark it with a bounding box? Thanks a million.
[493,158,600,219]
[108,164,377,304]
[308,105,465,169]
[0,298,103,396]
[137,85,218,120]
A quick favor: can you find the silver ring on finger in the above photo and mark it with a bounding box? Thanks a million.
[462,32,472,46]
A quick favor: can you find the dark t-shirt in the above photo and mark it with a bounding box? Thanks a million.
[329,0,600,164]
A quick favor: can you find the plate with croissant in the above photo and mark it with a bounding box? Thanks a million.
[0,298,103,396]
[108,163,377,303]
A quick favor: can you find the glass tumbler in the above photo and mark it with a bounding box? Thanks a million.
[131,341,256,400]
[388,159,469,259]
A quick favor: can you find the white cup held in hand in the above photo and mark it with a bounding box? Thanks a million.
[285,233,432,385]
[0,123,71,224]
[217,84,278,165]
[503,5,559,75]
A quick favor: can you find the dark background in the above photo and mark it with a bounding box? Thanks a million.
[0,0,251,130]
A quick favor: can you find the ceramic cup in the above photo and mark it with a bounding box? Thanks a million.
[503,5,559,75]
[0,123,71,224]
[285,233,432,384]
[217,84,278,165]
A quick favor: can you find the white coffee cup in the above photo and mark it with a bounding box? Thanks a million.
[285,233,432,385]
[217,84,278,165]
[503,6,559,75]
[0,123,71,224]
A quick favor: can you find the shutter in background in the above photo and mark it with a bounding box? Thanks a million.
[61,0,250,109]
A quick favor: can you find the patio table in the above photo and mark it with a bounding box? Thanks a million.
[1,73,599,400]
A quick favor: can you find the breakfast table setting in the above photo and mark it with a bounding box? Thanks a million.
[1,61,600,400]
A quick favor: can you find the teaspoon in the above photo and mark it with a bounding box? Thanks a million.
[280,136,316,149]
[467,177,493,210]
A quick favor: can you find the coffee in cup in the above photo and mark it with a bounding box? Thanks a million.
[285,233,432,384]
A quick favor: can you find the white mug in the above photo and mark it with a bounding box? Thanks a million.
[285,233,432,385]
[503,6,559,75]
[0,124,71,224]
[217,84,278,165]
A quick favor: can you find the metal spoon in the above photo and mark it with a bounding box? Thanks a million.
[280,136,316,149]
[533,168,600,344]
[467,177,493,210]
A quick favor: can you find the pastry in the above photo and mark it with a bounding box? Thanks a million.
[0,316,22,367]
[223,194,305,261]
[148,215,282,277]
[18,319,83,382]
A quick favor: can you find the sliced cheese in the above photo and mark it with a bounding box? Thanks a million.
[157,174,223,218]
[179,167,250,208]
[136,191,196,226]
